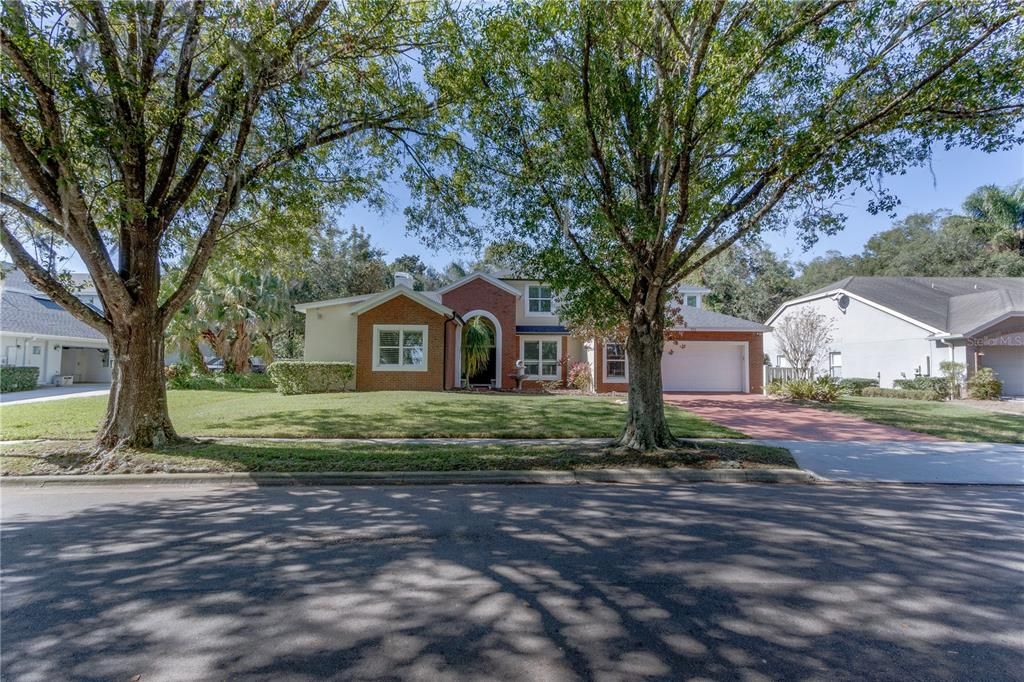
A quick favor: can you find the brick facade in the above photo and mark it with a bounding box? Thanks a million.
[594,331,764,394]
[441,278,518,389]
[355,294,450,391]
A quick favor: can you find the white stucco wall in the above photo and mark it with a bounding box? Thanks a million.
[302,303,359,362]
[765,295,953,388]
[504,279,564,327]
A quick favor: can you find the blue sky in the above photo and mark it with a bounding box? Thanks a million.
[18,142,1024,273]
[340,143,1023,269]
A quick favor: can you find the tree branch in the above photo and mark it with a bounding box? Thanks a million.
[0,221,112,335]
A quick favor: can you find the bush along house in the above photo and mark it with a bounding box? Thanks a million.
[295,270,770,393]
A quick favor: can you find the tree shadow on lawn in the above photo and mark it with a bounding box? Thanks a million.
[826,400,1024,444]
[2,484,1021,680]
[196,398,736,439]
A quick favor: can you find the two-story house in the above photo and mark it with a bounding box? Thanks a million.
[295,270,770,393]
[1,264,112,385]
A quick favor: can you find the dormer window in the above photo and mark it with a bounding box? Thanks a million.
[685,294,701,308]
[527,285,554,314]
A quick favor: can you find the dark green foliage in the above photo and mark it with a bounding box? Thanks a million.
[861,387,943,401]
[268,361,355,395]
[700,239,801,323]
[0,366,39,392]
[967,368,1003,400]
[165,367,275,391]
[838,378,880,396]
[769,376,842,403]
[894,377,948,398]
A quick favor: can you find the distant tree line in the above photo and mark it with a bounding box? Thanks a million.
[701,182,1023,323]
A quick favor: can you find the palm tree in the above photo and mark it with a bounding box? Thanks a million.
[462,317,494,384]
[962,182,1024,255]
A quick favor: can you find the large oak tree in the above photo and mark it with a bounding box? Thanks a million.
[1,0,438,450]
[411,0,1024,450]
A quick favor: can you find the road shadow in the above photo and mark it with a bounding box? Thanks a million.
[2,484,1022,680]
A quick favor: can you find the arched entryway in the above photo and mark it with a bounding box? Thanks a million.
[459,310,502,388]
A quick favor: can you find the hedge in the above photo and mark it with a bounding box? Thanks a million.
[268,361,355,395]
[165,366,276,391]
[861,387,942,401]
[893,376,947,396]
[838,377,879,396]
[0,366,40,393]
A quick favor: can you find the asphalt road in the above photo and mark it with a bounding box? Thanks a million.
[2,483,1021,681]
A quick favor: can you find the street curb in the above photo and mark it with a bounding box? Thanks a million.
[0,468,818,488]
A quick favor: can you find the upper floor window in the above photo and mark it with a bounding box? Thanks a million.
[527,285,554,314]
[684,294,701,308]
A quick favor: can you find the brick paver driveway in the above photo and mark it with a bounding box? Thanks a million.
[665,392,942,441]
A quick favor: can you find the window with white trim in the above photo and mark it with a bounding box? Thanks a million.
[605,342,627,380]
[828,351,842,378]
[373,325,427,371]
[527,285,554,314]
[684,294,701,308]
[522,339,559,378]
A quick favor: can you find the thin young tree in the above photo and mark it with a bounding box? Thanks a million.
[410,0,1024,450]
[1,0,439,450]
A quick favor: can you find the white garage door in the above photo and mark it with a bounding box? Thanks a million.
[982,347,1024,396]
[661,341,746,392]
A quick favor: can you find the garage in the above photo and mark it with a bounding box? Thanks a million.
[661,341,748,392]
[980,346,1024,397]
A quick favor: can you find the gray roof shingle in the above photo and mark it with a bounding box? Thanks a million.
[2,288,106,341]
[808,277,1024,333]
[672,305,772,332]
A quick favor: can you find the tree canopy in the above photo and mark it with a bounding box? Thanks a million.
[410,0,1024,449]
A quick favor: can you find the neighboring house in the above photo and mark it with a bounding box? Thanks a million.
[0,264,112,385]
[296,271,769,393]
[765,277,1024,397]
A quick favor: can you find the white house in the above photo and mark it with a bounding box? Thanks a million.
[1,265,111,385]
[765,277,1024,397]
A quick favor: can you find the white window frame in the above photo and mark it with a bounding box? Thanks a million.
[372,324,429,372]
[525,284,556,317]
[828,351,842,378]
[520,336,561,379]
[603,341,628,383]
[684,294,701,308]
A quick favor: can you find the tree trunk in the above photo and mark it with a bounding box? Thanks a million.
[95,314,177,450]
[616,316,675,451]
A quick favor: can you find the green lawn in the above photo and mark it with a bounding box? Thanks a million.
[0,389,744,441]
[823,396,1024,444]
[0,438,793,476]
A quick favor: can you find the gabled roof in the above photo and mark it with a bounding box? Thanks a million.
[436,272,522,297]
[772,276,1024,334]
[293,293,374,313]
[1,289,106,341]
[348,285,457,318]
[670,306,771,333]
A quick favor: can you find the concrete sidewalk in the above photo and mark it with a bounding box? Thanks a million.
[0,383,110,405]
[767,439,1024,484]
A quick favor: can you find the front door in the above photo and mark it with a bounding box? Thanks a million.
[467,347,497,386]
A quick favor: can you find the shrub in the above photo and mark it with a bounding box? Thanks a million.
[775,376,841,402]
[0,366,39,392]
[966,368,1002,400]
[765,379,785,396]
[268,361,355,395]
[861,387,942,401]
[893,376,947,397]
[165,365,275,390]
[940,360,966,399]
[567,361,592,391]
[838,377,878,396]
